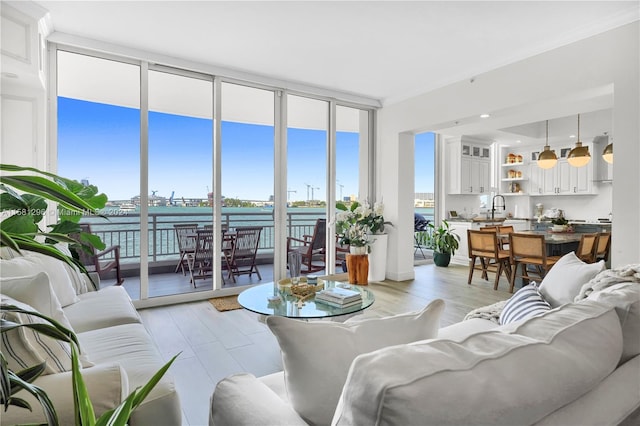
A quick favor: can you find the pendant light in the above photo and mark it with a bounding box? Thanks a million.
[567,114,591,167]
[602,134,613,164]
[537,120,557,169]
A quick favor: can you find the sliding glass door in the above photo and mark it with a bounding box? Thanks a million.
[220,82,275,286]
[147,68,213,297]
[286,94,328,274]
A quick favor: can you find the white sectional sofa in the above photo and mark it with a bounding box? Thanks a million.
[0,251,181,425]
[210,257,640,426]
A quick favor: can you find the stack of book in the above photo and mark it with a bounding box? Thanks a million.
[315,286,362,308]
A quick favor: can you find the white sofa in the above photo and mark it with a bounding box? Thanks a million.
[0,251,181,425]
[210,258,640,426]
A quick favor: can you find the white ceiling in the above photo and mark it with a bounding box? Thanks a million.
[35,0,639,106]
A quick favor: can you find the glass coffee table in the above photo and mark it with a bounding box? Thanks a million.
[238,280,375,319]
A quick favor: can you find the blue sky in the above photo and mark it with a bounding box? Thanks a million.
[58,97,432,201]
[415,132,435,194]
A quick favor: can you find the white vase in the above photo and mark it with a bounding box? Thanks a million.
[349,246,367,255]
[368,234,388,282]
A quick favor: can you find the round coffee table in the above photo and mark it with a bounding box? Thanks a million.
[238,280,375,319]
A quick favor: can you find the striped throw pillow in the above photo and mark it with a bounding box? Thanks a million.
[1,295,73,375]
[499,283,551,325]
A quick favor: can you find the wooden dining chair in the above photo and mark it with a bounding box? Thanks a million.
[576,233,599,263]
[174,223,199,275]
[467,229,511,290]
[509,233,561,293]
[595,232,611,263]
[227,226,263,282]
[497,225,514,250]
[479,225,498,232]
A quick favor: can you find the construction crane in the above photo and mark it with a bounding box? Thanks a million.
[310,186,320,203]
[304,183,312,204]
[287,189,296,200]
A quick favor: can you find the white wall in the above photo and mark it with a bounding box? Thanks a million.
[378,21,639,279]
[1,2,50,171]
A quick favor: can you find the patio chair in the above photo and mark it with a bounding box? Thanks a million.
[74,223,124,285]
[227,226,263,283]
[186,229,214,287]
[287,219,327,274]
[414,213,430,259]
[174,223,199,275]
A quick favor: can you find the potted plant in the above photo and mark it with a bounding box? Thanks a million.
[0,164,177,425]
[334,200,389,254]
[551,217,569,232]
[428,220,460,267]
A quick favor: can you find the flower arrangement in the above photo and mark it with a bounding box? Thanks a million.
[334,200,388,249]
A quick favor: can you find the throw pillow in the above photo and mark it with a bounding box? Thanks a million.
[266,299,445,426]
[539,252,605,307]
[0,273,74,331]
[1,295,75,375]
[55,243,91,294]
[499,283,551,325]
[1,253,80,307]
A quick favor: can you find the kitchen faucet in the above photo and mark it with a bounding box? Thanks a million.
[491,195,506,220]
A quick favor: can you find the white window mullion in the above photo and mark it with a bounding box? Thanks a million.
[213,77,223,290]
[139,61,150,300]
[327,101,337,274]
[273,90,287,281]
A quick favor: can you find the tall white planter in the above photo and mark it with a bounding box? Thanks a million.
[368,234,388,282]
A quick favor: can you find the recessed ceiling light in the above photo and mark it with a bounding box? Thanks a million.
[1,72,18,79]
[516,140,521,143]
[570,134,576,138]
[480,114,490,118]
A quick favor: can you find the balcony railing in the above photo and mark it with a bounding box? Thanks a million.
[81,208,435,266]
[81,210,326,263]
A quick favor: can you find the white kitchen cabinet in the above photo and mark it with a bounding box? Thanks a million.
[529,163,543,195]
[528,145,595,196]
[449,221,471,266]
[447,138,491,195]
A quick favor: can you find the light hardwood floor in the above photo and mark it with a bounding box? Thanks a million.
[138,262,513,426]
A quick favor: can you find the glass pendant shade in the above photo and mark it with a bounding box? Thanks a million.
[567,141,591,167]
[602,143,613,164]
[537,120,557,169]
[568,114,590,168]
[538,145,557,169]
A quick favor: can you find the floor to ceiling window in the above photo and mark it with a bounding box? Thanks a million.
[54,46,374,306]
[286,94,328,274]
[221,82,275,285]
[147,68,213,297]
[414,131,436,262]
[56,50,142,294]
